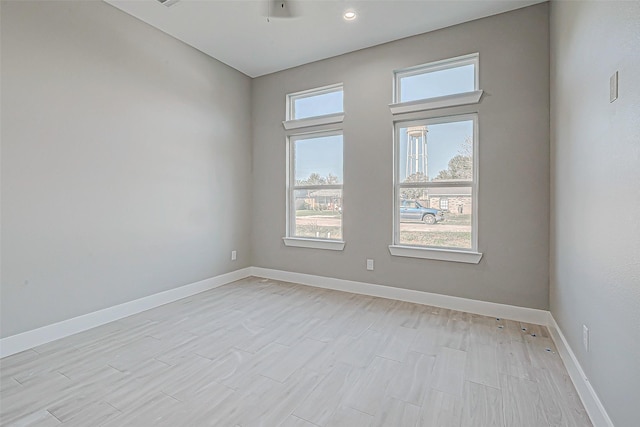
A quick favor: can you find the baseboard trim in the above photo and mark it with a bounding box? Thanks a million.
[547,314,614,427]
[0,267,252,358]
[249,267,549,325]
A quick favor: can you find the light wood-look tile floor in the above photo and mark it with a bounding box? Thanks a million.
[0,277,591,426]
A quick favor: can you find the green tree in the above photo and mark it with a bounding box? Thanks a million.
[326,173,339,184]
[401,172,428,200]
[435,154,472,180]
[297,173,326,186]
[296,172,340,186]
[435,136,473,180]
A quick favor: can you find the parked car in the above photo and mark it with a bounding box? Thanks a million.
[400,199,445,224]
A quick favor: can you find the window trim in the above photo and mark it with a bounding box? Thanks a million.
[390,53,481,114]
[283,83,344,129]
[391,113,482,262]
[388,245,482,264]
[283,237,345,251]
[389,90,483,115]
[282,112,345,130]
[285,129,345,250]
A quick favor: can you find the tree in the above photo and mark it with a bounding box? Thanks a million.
[326,173,339,184]
[435,136,473,180]
[297,173,326,186]
[296,172,340,186]
[401,172,428,200]
[435,154,472,180]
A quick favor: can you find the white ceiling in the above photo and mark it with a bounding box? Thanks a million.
[105,0,545,77]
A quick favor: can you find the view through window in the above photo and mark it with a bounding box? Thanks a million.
[289,132,343,240]
[288,85,343,120]
[395,116,476,250]
[395,53,478,103]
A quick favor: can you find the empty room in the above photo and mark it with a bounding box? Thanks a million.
[1,0,638,426]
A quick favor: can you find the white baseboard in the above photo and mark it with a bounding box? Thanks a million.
[0,267,252,358]
[249,267,549,325]
[547,314,614,427]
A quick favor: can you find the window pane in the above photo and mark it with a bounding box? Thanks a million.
[293,90,343,120]
[293,189,343,240]
[294,135,343,185]
[399,64,474,102]
[399,120,473,183]
[398,187,472,249]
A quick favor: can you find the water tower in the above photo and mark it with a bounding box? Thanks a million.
[406,126,428,179]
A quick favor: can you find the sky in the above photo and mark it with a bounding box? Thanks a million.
[399,120,473,181]
[400,64,474,102]
[294,90,343,120]
[294,134,343,182]
[293,66,474,183]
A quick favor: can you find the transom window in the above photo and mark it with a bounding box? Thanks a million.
[287,84,343,121]
[287,131,343,242]
[394,53,478,103]
[393,114,478,252]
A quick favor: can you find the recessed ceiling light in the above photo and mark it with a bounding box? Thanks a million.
[343,11,357,21]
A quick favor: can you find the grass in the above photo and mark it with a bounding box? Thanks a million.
[400,231,471,249]
[295,210,341,217]
[442,213,472,225]
[295,224,342,240]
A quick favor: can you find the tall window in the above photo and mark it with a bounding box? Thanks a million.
[288,131,343,241]
[390,53,482,263]
[283,84,345,250]
[393,115,478,252]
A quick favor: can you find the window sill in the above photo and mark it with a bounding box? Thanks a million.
[388,245,482,264]
[389,90,483,115]
[282,113,345,130]
[283,237,345,251]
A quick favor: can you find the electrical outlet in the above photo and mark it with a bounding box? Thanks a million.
[366,259,374,271]
[231,250,237,261]
[610,71,618,103]
[583,324,589,352]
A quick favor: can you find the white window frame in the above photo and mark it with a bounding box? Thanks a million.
[283,129,345,251]
[283,83,345,130]
[389,53,483,115]
[389,113,482,264]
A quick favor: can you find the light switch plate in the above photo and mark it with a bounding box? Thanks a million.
[583,324,589,352]
[610,71,618,103]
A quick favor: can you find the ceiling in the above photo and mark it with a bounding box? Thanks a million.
[105,0,544,78]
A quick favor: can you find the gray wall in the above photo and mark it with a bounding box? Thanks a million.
[252,4,550,309]
[550,1,640,426]
[0,1,252,338]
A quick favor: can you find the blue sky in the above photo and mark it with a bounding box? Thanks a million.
[399,120,473,181]
[294,91,343,120]
[294,135,343,182]
[400,64,474,102]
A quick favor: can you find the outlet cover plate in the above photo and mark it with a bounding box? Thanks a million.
[610,71,618,103]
